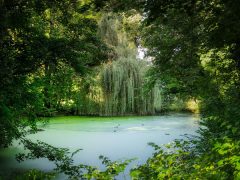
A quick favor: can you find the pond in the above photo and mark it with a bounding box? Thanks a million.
[0,113,199,179]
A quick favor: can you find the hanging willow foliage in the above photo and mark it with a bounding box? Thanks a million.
[100,58,162,116]
[74,13,162,116]
[98,13,137,59]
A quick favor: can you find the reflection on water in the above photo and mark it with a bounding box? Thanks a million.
[0,113,199,179]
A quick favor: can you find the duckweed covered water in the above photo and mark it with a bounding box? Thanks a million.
[0,113,199,179]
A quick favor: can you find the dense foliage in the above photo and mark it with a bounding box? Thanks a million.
[1,0,240,179]
[127,0,240,179]
[52,13,163,116]
[0,0,108,147]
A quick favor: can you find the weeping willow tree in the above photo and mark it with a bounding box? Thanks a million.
[72,13,162,116]
[98,13,162,116]
[101,58,162,116]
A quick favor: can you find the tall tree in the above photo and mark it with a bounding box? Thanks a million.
[129,0,240,178]
[0,0,108,147]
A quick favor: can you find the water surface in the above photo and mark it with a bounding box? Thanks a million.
[0,113,199,179]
